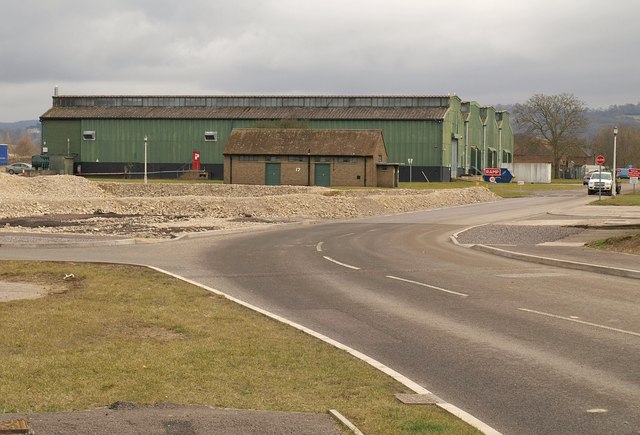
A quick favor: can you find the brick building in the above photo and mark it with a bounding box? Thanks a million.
[224,128,399,187]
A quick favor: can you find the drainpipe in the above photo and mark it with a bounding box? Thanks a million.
[465,120,470,174]
[307,149,311,186]
[482,123,487,170]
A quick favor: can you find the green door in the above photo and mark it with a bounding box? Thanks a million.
[265,163,281,185]
[314,163,331,186]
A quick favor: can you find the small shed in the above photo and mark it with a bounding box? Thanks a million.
[224,128,398,187]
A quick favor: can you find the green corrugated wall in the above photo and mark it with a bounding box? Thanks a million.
[42,120,81,156]
[44,118,454,168]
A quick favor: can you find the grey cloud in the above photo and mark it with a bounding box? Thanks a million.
[1,0,639,120]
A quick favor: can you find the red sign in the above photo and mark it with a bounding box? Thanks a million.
[192,151,201,171]
[628,168,640,177]
[483,168,501,176]
[595,155,605,165]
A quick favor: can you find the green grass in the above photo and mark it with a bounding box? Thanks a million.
[586,232,640,255]
[0,261,480,434]
[590,190,640,205]
[399,179,583,198]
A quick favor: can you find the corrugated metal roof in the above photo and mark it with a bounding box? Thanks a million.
[40,106,448,121]
[224,128,385,156]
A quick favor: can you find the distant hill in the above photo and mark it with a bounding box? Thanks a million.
[0,120,40,130]
[0,120,41,146]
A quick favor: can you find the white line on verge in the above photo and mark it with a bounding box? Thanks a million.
[323,256,360,270]
[386,275,469,297]
[143,264,500,435]
[518,308,640,337]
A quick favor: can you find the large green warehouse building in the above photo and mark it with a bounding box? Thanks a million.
[40,94,512,182]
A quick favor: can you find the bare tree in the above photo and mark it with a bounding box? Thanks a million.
[592,124,640,170]
[14,129,39,158]
[514,93,588,177]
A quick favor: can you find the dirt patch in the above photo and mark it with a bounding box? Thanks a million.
[0,281,56,302]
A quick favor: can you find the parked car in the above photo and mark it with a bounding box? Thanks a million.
[616,168,630,179]
[5,162,34,175]
[587,171,621,195]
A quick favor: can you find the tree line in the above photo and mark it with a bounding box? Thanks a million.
[0,128,41,159]
[513,94,640,178]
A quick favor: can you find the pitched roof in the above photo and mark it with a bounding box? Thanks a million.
[40,106,448,121]
[224,128,386,157]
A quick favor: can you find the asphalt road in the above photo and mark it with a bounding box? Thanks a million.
[1,192,639,434]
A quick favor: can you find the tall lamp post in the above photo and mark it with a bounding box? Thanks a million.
[612,127,618,197]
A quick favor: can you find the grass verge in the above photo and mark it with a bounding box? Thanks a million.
[399,180,583,198]
[0,261,480,434]
[589,190,640,205]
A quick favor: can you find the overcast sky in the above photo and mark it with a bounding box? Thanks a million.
[1,0,639,121]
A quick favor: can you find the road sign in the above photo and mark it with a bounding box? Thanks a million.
[483,168,501,176]
[628,168,640,177]
[596,155,605,165]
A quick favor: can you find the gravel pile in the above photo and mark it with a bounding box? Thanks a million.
[0,172,501,238]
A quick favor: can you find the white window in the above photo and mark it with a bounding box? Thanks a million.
[82,131,96,140]
[204,131,218,141]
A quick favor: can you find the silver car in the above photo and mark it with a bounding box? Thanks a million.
[5,162,34,175]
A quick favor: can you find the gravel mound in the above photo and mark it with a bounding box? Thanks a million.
[0,173,500,238]
[456,224,584,245]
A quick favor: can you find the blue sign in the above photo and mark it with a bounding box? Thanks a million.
[483,168,513,183]
[0,144,8,166]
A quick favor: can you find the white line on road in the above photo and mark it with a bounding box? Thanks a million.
[323,256,360,270]
[316,241,324,252]
[518,308,640,337]
[336,232,356,238]
[145,265,500,435]
[386,275,469,297]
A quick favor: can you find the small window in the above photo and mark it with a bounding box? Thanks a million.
[288,156,304,162]
[337,157,357,164]
[204,131,218,141]
[239,155,260,162]
[82,131,96,141]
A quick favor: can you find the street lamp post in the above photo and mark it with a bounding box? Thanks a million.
[613,127,618,197]
[144,136,148,185]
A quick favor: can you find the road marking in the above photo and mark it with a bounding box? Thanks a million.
[586,408,608,413]
[316,241,324,252]
[518,308,640,337]
[497,272,566,278]
[386,275,469,297]
[336,232,356,238]
[144,265,501,435]
[323,256,360,270]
